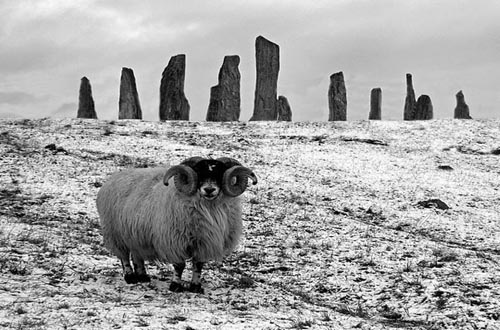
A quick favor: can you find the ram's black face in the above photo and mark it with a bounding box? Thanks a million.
[192,159,226,200]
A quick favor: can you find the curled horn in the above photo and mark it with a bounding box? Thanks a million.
[163,158,202,195]
[218,158,257,197]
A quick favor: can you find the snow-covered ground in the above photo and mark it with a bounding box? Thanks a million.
[0,118,499,330]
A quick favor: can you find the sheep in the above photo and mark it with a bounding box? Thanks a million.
[96,156,257,293]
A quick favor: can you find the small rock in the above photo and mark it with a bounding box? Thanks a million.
[44,143,57,151]
[417,199,450,210]
[44,144,68,154]
[381,311,402,320]
[55,146,68,154]
[92,181,102,188]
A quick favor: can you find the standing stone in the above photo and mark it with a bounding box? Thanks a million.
[328,71,347,121]
[206,86,222,122]
[159,54,190,120]
[415,95,433,120]
[369,88,382,120]
[206,55,241,121]
[119,67,142,119]
[454,90,472,119]
[250,36,279,121]
[404,73,417,120]
[77,77,97,119]
[277,95,292,121]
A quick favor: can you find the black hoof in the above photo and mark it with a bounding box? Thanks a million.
[135,273,151,283]
[187,283,204,294]
[169,281,184,293]
[124,273,138,284]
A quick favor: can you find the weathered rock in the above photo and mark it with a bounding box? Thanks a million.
[206,55,241,121]
[415,94,433,120]
[250,36,279,121]
[77,77,97,119]
[328,72,347,121]
[206,86,222,122]
[159,54,190,120]
[369,88,382,120]
[437,165,454,171]
[417,199,449,210]
[277,95,292,121]
[119,67,142,119]
[454,90,472,119]
[403,73,417,120]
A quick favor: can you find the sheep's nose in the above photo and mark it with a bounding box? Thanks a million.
[204,187,216,195]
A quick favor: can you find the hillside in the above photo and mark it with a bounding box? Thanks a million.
[0,118,499,329]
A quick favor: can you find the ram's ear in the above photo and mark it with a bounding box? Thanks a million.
[216,157,242,169]
[180,157,205,168]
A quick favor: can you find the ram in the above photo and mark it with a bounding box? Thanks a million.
[96,156,257,293]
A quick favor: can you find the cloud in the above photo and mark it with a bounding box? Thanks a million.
[1,0,499,121]
[0,91,46,105]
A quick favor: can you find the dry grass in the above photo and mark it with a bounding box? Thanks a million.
[0,118,499,329]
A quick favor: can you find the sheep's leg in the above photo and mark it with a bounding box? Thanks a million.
[188,261,204,294]
[118,252,137,284]
[169,262,185,292]
[131,254,150,283]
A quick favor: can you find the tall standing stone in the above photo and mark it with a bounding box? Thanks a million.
[454,90,472,119]
[159,54,190,121]
[119,67,142,119]
[328,71,347,121]
[250,36,280,121]
[277,95,292,121]
[415,95,433,120]
[369,88,382,120]
[77,77,97,119]
[404,73,417,120]
[206,55,241,121]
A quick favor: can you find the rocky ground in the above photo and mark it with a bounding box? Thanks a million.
[0,118,499,330]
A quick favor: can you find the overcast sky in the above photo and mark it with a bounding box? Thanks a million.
[1,0,499,121]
